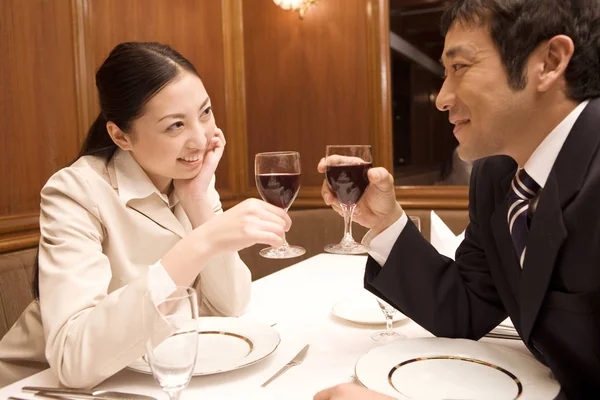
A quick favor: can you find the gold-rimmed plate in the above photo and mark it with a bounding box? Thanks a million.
[128,317,280,376]
[354,338,560,399]
[332,293,407,325]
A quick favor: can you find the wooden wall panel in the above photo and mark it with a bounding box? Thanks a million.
[0,0,79,217]
[86,0,232,193]
[0,0,468,254]
[242,0,374,193]
[0,0,79,252]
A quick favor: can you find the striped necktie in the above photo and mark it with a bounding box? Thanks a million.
[507,169,540,267]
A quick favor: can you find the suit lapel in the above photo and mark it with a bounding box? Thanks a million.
[128,196,186,238]
[490,170,522,299]
[520,98,600,342]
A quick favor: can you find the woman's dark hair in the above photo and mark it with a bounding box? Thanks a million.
[440,0,600,101]
[33,42,200,299]
[80,41,200,157]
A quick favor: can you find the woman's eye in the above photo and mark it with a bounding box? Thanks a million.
[202,107,212,116]
[167,121,184,131]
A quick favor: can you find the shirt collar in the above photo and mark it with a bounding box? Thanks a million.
[524,100,590,188]
[112,149,179,208]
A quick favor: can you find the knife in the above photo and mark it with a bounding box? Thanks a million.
[22,387,157,400]
[260,344,310,387]
[35,393,80,400]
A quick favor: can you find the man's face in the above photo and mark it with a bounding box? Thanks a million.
[437,21,536,162]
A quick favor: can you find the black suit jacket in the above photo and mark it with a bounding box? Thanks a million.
[365,98,600,399]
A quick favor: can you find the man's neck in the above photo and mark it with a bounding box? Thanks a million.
[509,96,580,167]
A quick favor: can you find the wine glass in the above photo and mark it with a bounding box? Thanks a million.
[371,216,420,342]
[371,297,404,342]
[143,286,199,400]
[255,151,306,259]
[324,145,372,254]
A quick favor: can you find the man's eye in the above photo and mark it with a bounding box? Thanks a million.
[452,64,467,72]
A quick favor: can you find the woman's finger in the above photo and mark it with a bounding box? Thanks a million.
[255,219,286,238]
[239,199,291,230]
[249,230,285,248]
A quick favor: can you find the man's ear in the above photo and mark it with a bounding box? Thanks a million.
[106,121,133,150]
[535,34,575,93]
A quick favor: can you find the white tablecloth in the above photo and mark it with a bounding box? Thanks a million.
[0,253,532,399]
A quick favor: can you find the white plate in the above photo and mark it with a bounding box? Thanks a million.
[128,317,280,376]
[355,337,560,400]
[332,294,407,325]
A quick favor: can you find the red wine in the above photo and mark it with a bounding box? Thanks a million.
[326,163,372,206]
[256,173,301,209]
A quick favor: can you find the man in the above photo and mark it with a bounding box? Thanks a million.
[314,0,600,399]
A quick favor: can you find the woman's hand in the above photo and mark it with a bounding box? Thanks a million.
[174,128,226,227]
[161,198,291,285]
[174,127,225,201]
[198,198,291,252]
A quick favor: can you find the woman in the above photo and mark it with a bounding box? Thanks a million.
[0,42,290,388]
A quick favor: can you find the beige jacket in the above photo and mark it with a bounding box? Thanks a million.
[0,149,251,388]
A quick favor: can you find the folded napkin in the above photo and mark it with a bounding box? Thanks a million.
[429,211,465,260]
[489,317,520,339]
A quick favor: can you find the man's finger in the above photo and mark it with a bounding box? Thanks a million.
[317,157,327,173]
[321,180,337,205]
[367,167,395,192]
[313,386,336,400]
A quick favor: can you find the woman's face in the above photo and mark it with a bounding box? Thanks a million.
[123,71,216,192]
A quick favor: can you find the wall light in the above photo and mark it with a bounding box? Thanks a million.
[273,0,318,19]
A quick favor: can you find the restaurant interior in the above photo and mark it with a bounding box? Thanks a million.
[0,0,564,399]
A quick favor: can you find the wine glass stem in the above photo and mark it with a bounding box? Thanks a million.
[341,204,356,244]
[386,314,393,332]
[279,210,291,251]
[167,390,181,400]
[280,239,290,251]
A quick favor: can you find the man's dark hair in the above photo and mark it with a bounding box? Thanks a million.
[441,0,600,101]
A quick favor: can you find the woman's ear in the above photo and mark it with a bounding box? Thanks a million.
[106,121,133,150]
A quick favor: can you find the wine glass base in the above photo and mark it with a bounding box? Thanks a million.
[371,330,405,342]
[324,242,369,255]
[260,245,306,259]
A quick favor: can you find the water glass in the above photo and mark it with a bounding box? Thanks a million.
[371,216,421,342]
[143,286,199,400]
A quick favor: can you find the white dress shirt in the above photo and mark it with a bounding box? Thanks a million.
[365,100,590,267]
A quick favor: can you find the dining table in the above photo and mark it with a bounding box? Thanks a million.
[0,253,536,400]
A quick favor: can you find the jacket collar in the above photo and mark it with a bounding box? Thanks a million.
[108,149,179,207]
[107,149,185,237]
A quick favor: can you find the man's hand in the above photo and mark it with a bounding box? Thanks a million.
[318,158,403,235]
[314,383,396,400]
